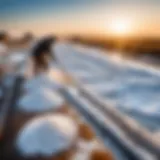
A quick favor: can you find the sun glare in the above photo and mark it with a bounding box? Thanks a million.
[108,18,132,35]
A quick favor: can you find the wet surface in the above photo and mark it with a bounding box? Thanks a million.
[56,44,160,135]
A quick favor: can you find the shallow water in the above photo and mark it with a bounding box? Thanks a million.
[57,45,160,135]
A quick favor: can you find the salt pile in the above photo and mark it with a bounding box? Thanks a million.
[18,88,64,112]
[24,68,62,92]
[16,114,78,156]
[8,52,26,64]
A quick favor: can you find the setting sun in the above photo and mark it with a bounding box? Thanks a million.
[108,18,132,35]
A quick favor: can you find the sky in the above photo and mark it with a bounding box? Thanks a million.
[0,0,160,37]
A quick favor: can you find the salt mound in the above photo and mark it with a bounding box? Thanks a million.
[16,114,78,156]
[18,88,64,112]
[24,70,62,92]
[8,52,26,64]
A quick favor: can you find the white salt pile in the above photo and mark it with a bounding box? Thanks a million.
[5,53,27,73]
[18,88,64,112]
[24,69,62,92]
[16,114,78,156]
[8,52,26,64]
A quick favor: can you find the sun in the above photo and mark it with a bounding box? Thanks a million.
[109,18,131,35]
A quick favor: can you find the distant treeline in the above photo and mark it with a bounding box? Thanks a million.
[68,35,160,59]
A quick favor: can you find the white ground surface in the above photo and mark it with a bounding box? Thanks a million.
[55,43,160,135]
